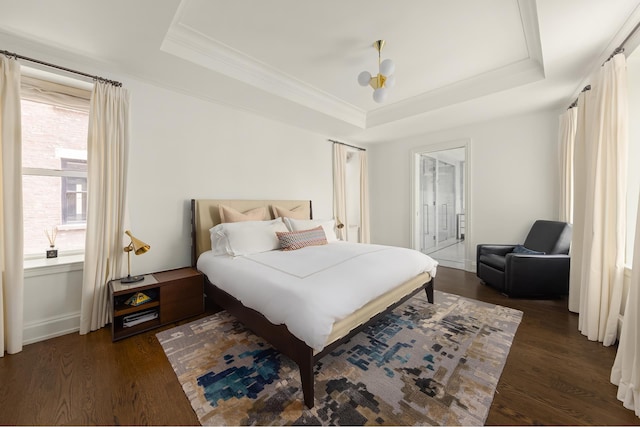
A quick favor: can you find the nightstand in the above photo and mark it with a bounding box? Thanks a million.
[109,267,204,341]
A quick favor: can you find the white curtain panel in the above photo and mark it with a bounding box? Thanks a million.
[80,82,130,334]
[611,194,640,417]
[576,54,628,346]
[359,150,370,244]
[333,143,348,241]
[558,107,577,223]
[568,90,593,313]
[0,56,24,355]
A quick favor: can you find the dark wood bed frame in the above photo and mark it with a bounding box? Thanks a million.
[190,199,434,408]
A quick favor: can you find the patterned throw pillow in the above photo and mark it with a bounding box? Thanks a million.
[276,226,328,251]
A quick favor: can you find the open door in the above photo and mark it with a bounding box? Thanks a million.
[412,141,470,270]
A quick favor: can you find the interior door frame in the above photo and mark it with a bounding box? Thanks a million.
[420,155,437,252]
[410,138,472,271]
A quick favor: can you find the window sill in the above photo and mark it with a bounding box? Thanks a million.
[57,223,86,231]
[24,254,84,278]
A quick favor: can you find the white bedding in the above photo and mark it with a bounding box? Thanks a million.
[197,242,438,351]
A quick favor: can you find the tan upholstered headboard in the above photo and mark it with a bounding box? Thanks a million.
[190,199,312,266]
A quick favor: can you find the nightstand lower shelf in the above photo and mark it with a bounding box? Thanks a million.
[109,267,204,341]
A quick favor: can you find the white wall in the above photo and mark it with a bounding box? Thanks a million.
[11,36,557,343]
[17,47,333,344]
[23,260,83,344]
[126,78,333,275]
[369,110,559,270]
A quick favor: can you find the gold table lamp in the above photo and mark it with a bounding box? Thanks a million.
[121,230,150,283]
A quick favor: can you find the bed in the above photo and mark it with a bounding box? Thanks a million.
[190,199,437,408]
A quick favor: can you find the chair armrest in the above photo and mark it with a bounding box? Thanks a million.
[505,254,570,297]
[477,244,516,267]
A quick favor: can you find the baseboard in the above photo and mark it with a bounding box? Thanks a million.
[23,311,80,345]
[467,260,476,273]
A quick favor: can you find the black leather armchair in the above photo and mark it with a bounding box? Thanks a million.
[476,220,572,298]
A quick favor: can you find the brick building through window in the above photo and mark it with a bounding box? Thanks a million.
[21,76,90,257]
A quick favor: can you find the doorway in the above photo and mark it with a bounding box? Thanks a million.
[411,141,470,270]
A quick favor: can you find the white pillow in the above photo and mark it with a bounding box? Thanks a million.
[212,218,288,256]
[284,218,338,242]
[209,224,232,256]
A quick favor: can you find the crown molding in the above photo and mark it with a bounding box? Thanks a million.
[161,0,544,131]
[161,4,366,129]
[366,56,544,127]
[518,0,544,73]
[366,0,544,127]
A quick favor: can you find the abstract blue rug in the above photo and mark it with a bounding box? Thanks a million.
[156,291,522,425]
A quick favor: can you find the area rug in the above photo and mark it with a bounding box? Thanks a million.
[156,291,522,426]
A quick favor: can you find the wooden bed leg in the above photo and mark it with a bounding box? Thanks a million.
[298,349,315,408]
[425,279,434,304]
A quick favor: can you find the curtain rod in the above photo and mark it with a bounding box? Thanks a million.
[567,19,640,109]
[0,49,122,87]
[328,139,366,152]
[604,46,625,65]
[602,19,640,64]
[567,85,591,110]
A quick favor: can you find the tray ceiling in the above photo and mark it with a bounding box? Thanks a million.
[162,0,544,129]
[0,0,638,142]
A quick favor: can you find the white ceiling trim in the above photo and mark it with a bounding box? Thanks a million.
[518,0,544,68]
[367,56,544,127]
[161,1,366,129]
[367,0,544,127]
[161,0,545,131]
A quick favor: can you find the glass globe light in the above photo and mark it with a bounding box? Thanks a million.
[384,74,396,89]
[358,71,371,87]
[379,59,395,77]
[373,87,388,103]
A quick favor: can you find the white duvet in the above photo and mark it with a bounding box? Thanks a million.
[197,242,438,351]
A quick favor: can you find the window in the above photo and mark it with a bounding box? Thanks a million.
[60,158,87,224]
[21,75,91,257]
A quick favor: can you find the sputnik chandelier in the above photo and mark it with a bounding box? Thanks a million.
[357,39,396,103]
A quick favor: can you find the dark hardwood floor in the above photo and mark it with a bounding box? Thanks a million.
[0,266,638,425]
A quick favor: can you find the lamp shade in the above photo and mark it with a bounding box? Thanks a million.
[122,230,150,284]
[358,39,395,103]
[357,71,371,87]
[385,74,396,89]
[125,230,150,255]
[379,59,395,77]
[373,87,388,103]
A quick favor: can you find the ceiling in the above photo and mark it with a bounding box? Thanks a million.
[0,0,639,144]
